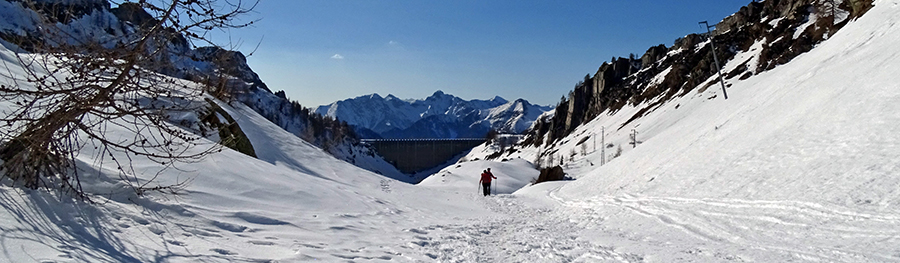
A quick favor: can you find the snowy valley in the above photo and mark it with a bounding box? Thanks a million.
[1,0,900,262]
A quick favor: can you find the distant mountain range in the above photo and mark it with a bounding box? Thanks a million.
[315,91,552,139]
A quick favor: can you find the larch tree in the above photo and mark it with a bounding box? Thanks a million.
[0,0,257,199]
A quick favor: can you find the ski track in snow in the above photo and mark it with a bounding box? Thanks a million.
[553,191,900,262]
[401,194,642,262]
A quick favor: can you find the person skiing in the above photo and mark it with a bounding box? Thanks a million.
[479,168,497,196]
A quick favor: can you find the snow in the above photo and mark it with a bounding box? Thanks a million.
[482,99,551,133]
[768,17,784,27]
[0,0,127,49]
[2,0,900,262]
[723,39,765,75]
[794,6,819,39]
[648,66,672,87]
[420,158,539,195]
[315,90,550,137]
[834,5,852,24]
[666,46,684,57]
[0,50,491,261]
[450,0,900,260]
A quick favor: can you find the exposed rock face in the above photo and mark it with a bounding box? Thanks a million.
[641,44,668,67]
[192,46,270,92]
[202,99,257,158]
[1,0,266,93]
[534,166,565,185]
[847,0,874,17]
[11,0,110,24]
[110,2,156,30]
[527,0,875,146]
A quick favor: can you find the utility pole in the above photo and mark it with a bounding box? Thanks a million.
[699,21,729,100]
[600,127,605,165]
[631,129,638,149]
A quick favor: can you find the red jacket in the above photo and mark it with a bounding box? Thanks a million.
[480,171,496,183]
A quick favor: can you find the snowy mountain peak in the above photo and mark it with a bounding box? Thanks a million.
[316,91,551,138]
[420,90,456,104]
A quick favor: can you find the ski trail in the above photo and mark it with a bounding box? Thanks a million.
[553,191,900,262]
[403,194,643,262]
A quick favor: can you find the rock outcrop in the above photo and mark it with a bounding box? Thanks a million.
[533,166,566,185]
[192,46,270,92]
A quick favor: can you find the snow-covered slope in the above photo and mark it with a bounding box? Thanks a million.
[4,0,900,262]
[460,0,900,260]
[0,42,494,261]
[521,0,900,204]
[549,0,899,205]
[316,90,552,138]
[237,85,410,181]
[0,0,407,180]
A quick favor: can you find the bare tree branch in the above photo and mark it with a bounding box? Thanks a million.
[0,0,258,199]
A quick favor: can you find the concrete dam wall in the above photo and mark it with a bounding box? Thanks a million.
[363,139,485,174]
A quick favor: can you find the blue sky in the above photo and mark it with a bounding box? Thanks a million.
[213,0,751,107]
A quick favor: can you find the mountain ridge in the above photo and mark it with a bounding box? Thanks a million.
[316,90,551,139]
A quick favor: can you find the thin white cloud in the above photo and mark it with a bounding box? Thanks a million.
[388,40,399,45]
[331,54,344,60]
